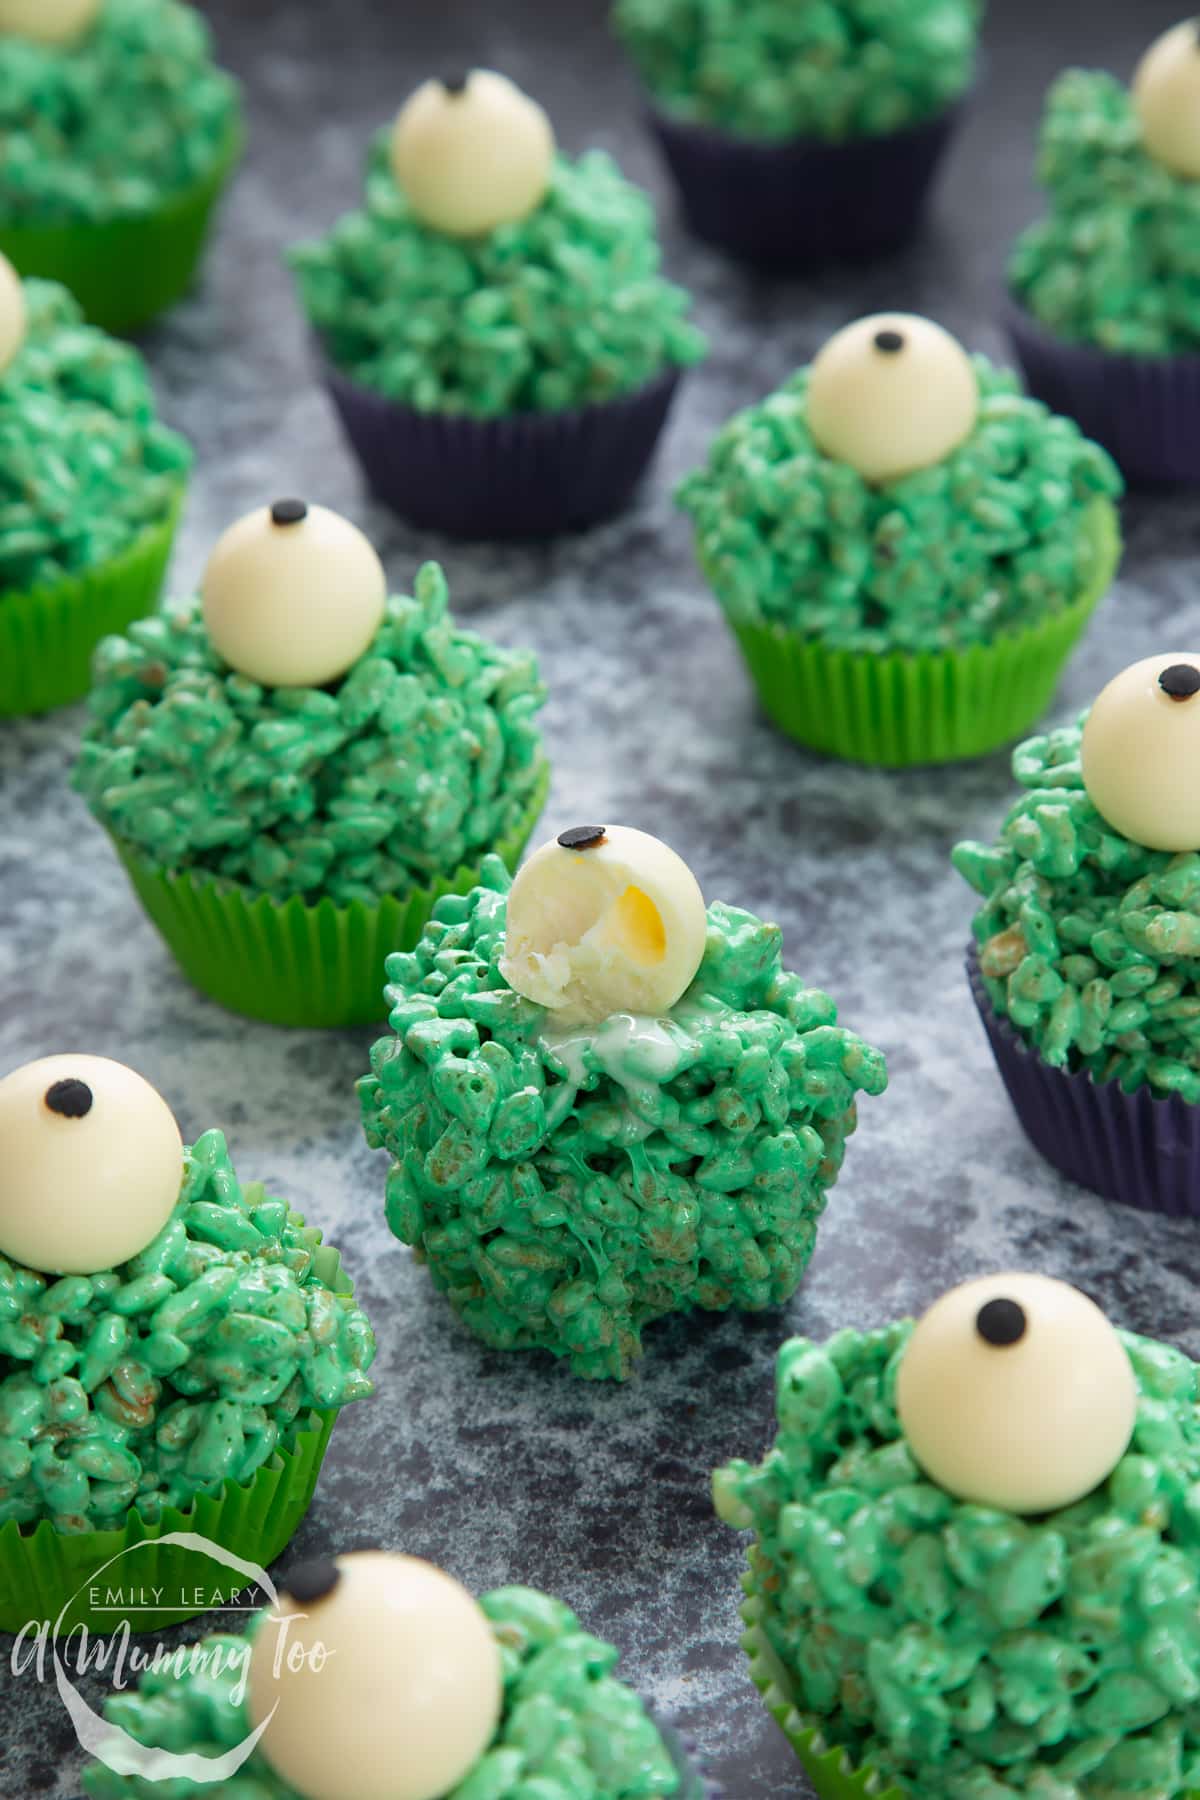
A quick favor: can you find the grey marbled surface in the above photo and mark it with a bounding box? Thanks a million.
[3,0,1200,1794]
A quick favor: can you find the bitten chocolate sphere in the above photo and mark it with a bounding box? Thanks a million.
[0,1055,183,1275]
[1081,653,1200,851]
[896,1273,1137,1513]
[1134,20,1200,181]
[806,312,979,484]
[500,824,708,1024]
[0,0,99,44]
[0,252,25,377]
[247,1552,502,1800]
[202,501,387,689]
[390,70,555,237]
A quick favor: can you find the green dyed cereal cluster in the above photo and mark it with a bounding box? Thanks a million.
[1010,70,1200,355]
[74,562,547,908]
[0,1130,375,1535]
[83,1585,681,1800]
[359,857,887,1381]
[289,136,706,418]
[717,1323,1200,1800]
[0,279,190,594]
[678,360,1121,654]
[954,718,1200,1102]
[612,0,980,142]
[0,0,239,222]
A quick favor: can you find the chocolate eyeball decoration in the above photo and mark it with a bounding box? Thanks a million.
[1081,653,1200,851]
[1134,20,1200,181]
[0,1054,183,1275]
[202,500,387,689]
[0,0,99,44]
[806,312,979,484]
[895,1273,1137,1514]
[0,251,25,377]
[500,824,708,1024]
[390,70,555,236]
[247,1552,502,1800]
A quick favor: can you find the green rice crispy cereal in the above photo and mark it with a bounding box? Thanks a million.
[0,278,190,593]
[612,0,980,143]
[717,1322,1200,1800]
[73,561,548,908]
[289,134,706,419]
[1009,69,1200,356]
[359,857,887,1382]
[83,1586,681,1800]
[0,0,239,224]
[0,1129,375,1535]
[953,718,1200,1102]
[677,359,1122,655]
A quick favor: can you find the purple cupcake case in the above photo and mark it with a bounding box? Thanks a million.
[967,947,1200,1219]
[1005,293,1200,488]
[646,100,965,271]
[319,347,683,540]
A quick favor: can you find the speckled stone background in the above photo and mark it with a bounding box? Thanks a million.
[2,0,1199,1793]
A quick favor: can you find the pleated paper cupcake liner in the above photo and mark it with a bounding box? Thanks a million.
[107,762,550,1029]
[1005,294,1200,488]
[0,125,242,335]
[718,497,1120,768]
[741,1585,905,1800]
[645,97,965,271]
[319,347,684,539]
[967,947,1200,1218]
[0,493,183,720]
[0,1241,353,1637]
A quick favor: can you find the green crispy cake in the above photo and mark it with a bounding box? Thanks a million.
[0,1127,374,1534]
[83,1580,688,1800]
[678,357,1122,656]
[612,0,981,142]
[1010,66,1200,356]
[0,0,238,225]
[718,1277,1200,1800]
[0,277,189,594]
[359,853,886,1380]
[74,561,547,910]
[290,135,705,419]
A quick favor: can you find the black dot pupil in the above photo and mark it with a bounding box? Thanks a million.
[44,1079,93,1119]
[1158,663,1200,701]
[874,329,905,354]
[975,1297,1027,1347]
[557,825,607,851]
[270,498,308,527]
[283,1557,340,1605]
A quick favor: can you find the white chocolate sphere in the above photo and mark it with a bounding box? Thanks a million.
[896,1273,1137,1514]
[806,312,979,484]
[0,251,25,377]
[202,500,387,689]
[1081,653,1200,851]
[0,1055,183,1275]
[0,0,99,45]
[248,1552,502,1800]
[500,824,708,1025]
[390,70,555,237]
[1134,20,1200,181]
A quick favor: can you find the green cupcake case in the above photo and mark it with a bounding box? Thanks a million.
[0,490,184,720]
[0,123,242,336]
[108,761,551,1029]
[725,496,1121,768]
[741,1585,906,1800]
